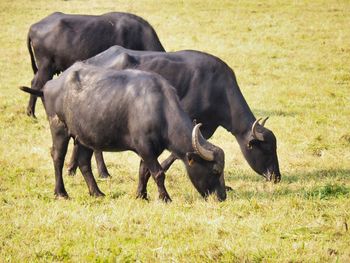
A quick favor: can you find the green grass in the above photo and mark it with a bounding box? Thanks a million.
[1,0,349,261]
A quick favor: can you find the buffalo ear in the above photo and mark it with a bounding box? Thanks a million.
[186,152,199,166]
[247,141,253,150]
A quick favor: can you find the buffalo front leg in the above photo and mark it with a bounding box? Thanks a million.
[141,158,172,202]
[94,151,111,178]
[159,153,177,173]
[136,159,151,200]
[49,119,70,198]
[152,169,172,202]
[77,144,105,197]
[137,153,177,200]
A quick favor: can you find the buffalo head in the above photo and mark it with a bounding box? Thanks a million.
[184,124,227,201]
[239,117,281,183]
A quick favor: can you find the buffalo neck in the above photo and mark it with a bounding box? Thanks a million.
[224,78,256,138]
[166,116,194,160]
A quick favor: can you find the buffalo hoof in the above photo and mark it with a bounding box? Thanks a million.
[67,167,76,176]
[55,191,69,199]
[225,185,233,191]
[274,176,281,184]
[91,190,105,197]
[99,172,111,179]
[160,194,172,203]
[136,192,148,201]
[26,108,36,118]
[266,177,272,183]
[265,173,281,184]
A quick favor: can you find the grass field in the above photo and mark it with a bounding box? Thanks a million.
[0,0,349,261]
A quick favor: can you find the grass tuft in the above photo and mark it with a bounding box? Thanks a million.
[303,184,350,200]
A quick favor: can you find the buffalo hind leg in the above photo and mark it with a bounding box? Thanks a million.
[77,144,105,197]
[94,151,111,178]
[27,95,38,118]
[67,142,79,176]
[67,146,111,178]
[27,60,54,117]
[50,119,70,198]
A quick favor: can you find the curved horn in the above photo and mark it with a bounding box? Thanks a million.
[252,118,266,141]
[192,123,215,161]
[252,118,262,139]
[261,117,269,127]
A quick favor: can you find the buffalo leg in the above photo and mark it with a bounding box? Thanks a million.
[67,143,79,176]
[27,95,38,118]
[140,157,172,202]
[27,60,54,117]
[136,160,152,200]
[67,147,111,178]
[153,169,171,202]
[77,144,105,197]
[94,151,111,178]
[160,153,178,173]
[49,119,70,198]
[137,153,177,199]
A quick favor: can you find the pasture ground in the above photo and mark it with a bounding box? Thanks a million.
[0,0,349,261]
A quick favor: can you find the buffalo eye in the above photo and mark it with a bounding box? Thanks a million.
[247,139,260,150]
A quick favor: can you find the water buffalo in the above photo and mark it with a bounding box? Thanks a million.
[70,45,281,186]
[25,12,165,118]
[20,63,227,202]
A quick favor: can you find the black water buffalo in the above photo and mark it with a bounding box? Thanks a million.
[26,12,165,118]
[70,45,281,185]
[20,63,227,201]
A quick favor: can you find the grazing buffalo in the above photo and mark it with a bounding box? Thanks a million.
[20,63,227,202]
[25,12,165,118]
[69,45,281,185]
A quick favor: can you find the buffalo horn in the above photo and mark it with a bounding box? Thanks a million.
[261,116,269,127]
[252,118,264,141]
[192,123,215,161]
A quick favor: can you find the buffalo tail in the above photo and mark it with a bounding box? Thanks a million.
[19,86,43,97]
